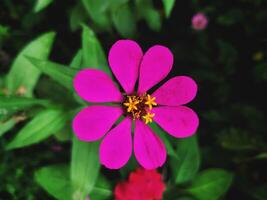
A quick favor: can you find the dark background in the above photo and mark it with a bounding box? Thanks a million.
[1,0,267,199]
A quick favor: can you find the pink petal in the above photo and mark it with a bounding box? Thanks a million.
[152,76,197,106]
[100,117,132,169]
[108,40,143,94]
[73,68,123,103]
[134,120,166,169]
[153,106,199,138]
[72,106,123,141]
[138,45,173,94]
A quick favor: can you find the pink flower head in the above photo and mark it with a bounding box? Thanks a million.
[72,40,199,169]
[192,12,208,31]
[114,168,165,200]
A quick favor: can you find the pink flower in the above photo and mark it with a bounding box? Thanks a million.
[114,168,165,200]
[72,40,199,169]
[192,12,208,30]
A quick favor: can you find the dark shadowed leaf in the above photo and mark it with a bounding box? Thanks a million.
[34,0,54,13]
[186,169,233,200]
[162,0,176,18]
[81,0,111,30]
[111,3,137,37]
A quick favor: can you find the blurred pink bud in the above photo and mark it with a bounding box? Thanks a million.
[192,12,208,30]
[85,197,90,200]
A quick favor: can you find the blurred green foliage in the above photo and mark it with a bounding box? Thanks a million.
[1,0,267,199]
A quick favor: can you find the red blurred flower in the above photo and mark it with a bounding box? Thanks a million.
[114,168,166,200]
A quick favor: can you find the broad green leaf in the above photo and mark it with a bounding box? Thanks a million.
[35,165,72,200]
[172,136,200,184]
[34,0,54,13]
[145,8,161,31]
[26,57,78,91]
[162,0,176,18]
[70,3,88,31]
[81,25,111,75]
[6,109,67,150]
[81,0,111,30]
[0,95,50,115]
[111,3,137,37]
[135,0,161,31]
[0,118,16,137]
[71,137,100,199]
[186,169,233,200]
[150,123,177,158]
[6,32,55,97]
[70,50,83,68]
[35,164,111,200]
[90,175,112,200]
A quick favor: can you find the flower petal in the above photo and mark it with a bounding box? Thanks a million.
[72,106,123,141]
[108,40,143,94]
[134,120,166,169]
[138,45,173,94]
[73,68,123,103]
[100,117,132,169]
[152,76,197,106]
[153,106,199,138]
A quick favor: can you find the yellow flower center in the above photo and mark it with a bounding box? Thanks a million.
[123,93,157,124]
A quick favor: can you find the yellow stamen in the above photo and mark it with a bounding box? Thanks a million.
[142,112,155,124]
[145,94,157,110]
[123,96,139,112]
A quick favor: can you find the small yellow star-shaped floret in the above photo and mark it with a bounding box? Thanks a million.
[145,94,157,110]
[142,112,155,124]
[123,96,139,112]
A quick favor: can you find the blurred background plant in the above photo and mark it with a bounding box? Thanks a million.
[1,0,267,199]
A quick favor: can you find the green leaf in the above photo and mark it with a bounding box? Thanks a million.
[81,25,111,75]
[0,118,16,137]
[0,24,9,46]
[111,3,137,37]
[172,136,200,184]
[254,152,267,160]
[6,109,67,150]
[26,57,78,91]
[71,137,100,199]
[90,175,112,200]
[252,184,267,200]
[186,169,233,200]
[162,0,176,18]
[35,165,72,200]
[150,122,177,158]
[217,128,264,151]
[34,0,54,13]
[144,8,162,31]
[6,32,55,97]
[135,0,161,31]
[70,50,83,68]
[0,95,50,116]
[69,3,88,32]
[81,0,111,30]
